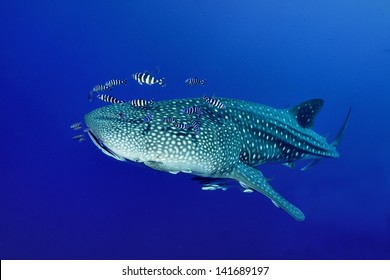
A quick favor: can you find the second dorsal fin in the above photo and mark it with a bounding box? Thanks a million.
[289,99,324,128]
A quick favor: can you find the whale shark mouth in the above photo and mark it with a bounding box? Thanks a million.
[87,130,126,161]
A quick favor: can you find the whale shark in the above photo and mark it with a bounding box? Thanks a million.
[84,97,350,221]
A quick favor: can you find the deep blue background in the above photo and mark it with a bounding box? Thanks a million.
[1,0,389,259]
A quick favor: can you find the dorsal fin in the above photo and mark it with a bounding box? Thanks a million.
[289,99,324,128]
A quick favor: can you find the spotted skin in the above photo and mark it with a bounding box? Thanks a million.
[85,97,346,221]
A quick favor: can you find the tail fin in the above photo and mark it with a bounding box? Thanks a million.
[331,107,352,147]
[159,78,166,87]
[301,107,352,171]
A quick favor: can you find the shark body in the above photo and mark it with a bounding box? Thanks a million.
[85,97,350,221]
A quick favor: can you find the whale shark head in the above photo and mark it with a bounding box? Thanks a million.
[84,99,232,175]
[85,104,149,163]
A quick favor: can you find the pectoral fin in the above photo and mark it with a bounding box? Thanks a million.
[231,162,305,221]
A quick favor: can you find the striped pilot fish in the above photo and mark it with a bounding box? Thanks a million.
[92,84,109,92]
[164,117,177,123]
[88,84,110,101]
[104,79,127,89]
[185,77,206,86]
[203,95,225,109]
[143,113,153,123]
[172,122,190,130]
[182,106,203,116]
[132,72,166,87]
[96,94,125,104]
[129,99,154,107]
[190,120,200,134]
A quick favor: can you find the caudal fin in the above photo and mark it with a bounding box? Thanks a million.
[301,107,352,171]
[159,78,166,87]
[331,107,352,147]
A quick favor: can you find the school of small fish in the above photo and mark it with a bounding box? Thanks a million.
[73,68,224,142]
[70,122,87,142]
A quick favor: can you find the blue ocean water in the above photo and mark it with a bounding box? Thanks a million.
[1,0,389,260]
